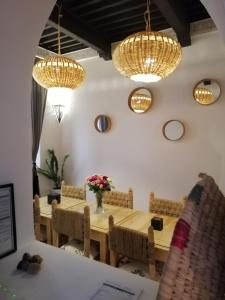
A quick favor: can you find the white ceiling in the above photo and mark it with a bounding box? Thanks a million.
[201,0,225,42]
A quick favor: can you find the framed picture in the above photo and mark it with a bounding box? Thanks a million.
[0,183,17,259]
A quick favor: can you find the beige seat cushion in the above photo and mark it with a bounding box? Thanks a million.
[61,240,99,259]
[118,258,164,279]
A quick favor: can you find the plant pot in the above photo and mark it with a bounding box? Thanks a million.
[47,193,61,204]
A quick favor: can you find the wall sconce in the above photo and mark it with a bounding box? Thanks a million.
[52,104,66,123]
[47,87,72,124]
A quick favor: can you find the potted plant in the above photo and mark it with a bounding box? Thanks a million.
[38,149,69,203]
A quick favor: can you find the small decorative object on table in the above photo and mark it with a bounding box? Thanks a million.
[86,174,114,214]
[47,192,61,204]
[17,252,43,274]
[151,216,163,231]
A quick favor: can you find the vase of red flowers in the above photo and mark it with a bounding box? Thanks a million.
[86,175,114,214]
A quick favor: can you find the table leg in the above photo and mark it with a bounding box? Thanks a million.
[46,219,52,245]
[99,234,109,263]
[91,230,109,264]
[40,216,52,245]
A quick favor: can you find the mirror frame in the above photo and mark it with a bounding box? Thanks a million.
[128,87,153,114]
[162,120,185,141]
[193,79,221,105]
[94,115,111,133]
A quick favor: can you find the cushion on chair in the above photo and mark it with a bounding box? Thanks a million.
[118,258,164,279]
[119,258,150,278]
[60,240,99,259]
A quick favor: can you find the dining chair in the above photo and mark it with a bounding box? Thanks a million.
[61,181,86,200]
[149,192,186,217]
[103,188,133,209]
[33,195,41,240]
[108,215,160,280]
[51,201,98,259]
[157,174,225,299]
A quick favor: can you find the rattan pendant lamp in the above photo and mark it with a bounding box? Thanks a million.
[32,4,85,90]
[112,0,182,83]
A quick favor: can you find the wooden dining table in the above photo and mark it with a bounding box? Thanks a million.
[39,196,178,263]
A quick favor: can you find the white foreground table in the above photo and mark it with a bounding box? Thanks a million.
[0,241,159,300]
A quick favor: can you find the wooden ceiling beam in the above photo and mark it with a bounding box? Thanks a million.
[153,0,191,47]
[79,3,146,22]
[41,37,79,49]
[63,0,102,10]
[76,0,140,16]
[49,5,112,60]
[40,33,67,44]
[60,44,87,54]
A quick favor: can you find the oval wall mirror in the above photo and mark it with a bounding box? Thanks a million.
[128,87,153,113]
[193,79,221,105]
[163,120,185,141]
[94,115,111,133]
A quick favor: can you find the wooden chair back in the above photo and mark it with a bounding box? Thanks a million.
[52,201,90,257]
[108,215,156,279]
[61,181,86,200]
[149,192,186,217]
[33,195,41,240]
[157,174,225,299]
[103,188,133,209]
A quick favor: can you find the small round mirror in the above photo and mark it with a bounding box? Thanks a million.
[94,115,111,133]
[193,79,221,105]
[128,87,153,113]
[163,120,185,141]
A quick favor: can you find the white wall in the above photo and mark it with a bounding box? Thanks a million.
[39,88,73,195]
[39,100,62,195]
[41,31,225,211]
[0,0,55,249]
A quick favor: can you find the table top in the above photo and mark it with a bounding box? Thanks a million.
[67,201,137,233]
[40,196,84,217]
[118,211,177,250]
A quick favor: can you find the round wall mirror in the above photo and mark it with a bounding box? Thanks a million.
[94,115,111,133]
[163,120,185,141]
[128,87,153,113]
[193,79,221,105]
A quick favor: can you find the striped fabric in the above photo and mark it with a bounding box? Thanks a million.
[157,174,225,300]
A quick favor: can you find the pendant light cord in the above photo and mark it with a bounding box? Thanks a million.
[56,3,62,55]
[144,0,151,32]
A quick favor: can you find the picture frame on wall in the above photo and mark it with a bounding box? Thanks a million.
[0,183,17,259]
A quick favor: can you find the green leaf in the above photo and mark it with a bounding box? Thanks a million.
[61,154,69,181]
[38,149,68,188]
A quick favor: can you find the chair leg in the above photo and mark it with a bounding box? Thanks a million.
[52,229,59,247]
[149,263,156,280]
[110,250,118,267]
[34,224,41,241]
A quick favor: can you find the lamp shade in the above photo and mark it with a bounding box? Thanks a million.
[112,31,182,83]
[32,55,86,89]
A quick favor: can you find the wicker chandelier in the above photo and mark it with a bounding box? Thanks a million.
[112,0,182,83]
[194,87,214,105]
[32,5,85,89]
